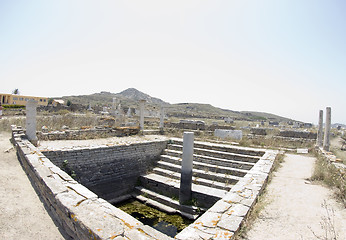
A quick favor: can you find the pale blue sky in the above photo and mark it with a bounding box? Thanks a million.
[1,0,345,124]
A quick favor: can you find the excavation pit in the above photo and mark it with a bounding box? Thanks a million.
[12,126,278,239]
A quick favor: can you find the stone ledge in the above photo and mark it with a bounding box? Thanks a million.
[12,125,278,239]
[11,125,172,240]
[175,149,278,240]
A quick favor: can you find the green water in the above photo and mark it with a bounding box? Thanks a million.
[116,199,193,237]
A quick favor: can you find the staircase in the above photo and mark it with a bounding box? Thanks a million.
[132,138,265,219]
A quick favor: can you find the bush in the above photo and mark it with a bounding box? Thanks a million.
[3,105,25,109]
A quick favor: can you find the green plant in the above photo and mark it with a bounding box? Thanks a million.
[61,160,77,179]
[3,105,25,109]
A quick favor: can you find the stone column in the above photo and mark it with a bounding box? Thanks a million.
[159,105,164,131]
[139,100,146,131]
[26,99,38,146]
[112,98,117,116]
[316,110,323,147]
[179,132,194,205]
[323,107,331,151]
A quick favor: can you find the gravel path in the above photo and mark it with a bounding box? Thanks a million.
[242,154,346,240]
[0,132,66,240]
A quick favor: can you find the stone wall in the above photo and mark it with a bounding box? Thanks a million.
[42,140,168,203]
[166,122,234,131]
[278,130,317,139]
[37,127,140,141]
[214,129,243,140]
[11,125,172,240]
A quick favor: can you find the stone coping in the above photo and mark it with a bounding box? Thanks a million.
[11,125,278,239]
[175,150,278,239]
[11,125,172,240]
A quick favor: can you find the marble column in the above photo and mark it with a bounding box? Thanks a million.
[159,105,164,131]
[316,110,323,147]
[139,100,146,131]
[323,107,331,151]
[26,99,38,146]
[179,132,194,205]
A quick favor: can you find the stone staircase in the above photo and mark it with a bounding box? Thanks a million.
[132,138,265,219]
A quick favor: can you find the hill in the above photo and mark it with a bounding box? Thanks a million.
[61,88,296,122]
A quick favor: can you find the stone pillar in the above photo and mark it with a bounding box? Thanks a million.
[159,105,164,131]
[26,99,38,146]
[127,108,132,117]
[179,132,194,205]
[139,100,146,131]
[112,98,117,116]
[316,110,323,147]
[323,107,331,151]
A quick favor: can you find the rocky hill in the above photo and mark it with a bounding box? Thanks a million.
[115,88,168,106]
[61,88,296,122]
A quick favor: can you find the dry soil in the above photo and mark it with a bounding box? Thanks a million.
[0,131,66,239]
[241,154,346,240]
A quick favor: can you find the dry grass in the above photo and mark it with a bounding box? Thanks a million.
[310,150,346,207]
[0,113,101,132]
[238,135,315,149]
[330,136,346,165]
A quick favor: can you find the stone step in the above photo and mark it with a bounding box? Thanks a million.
[170,138,265,157]
[133,186,204,219]
[139,173,227,208]
[153,167,234,191]
[164,149,254,170]
[160,155,248,177]
[156,161,241,184]
[166,144,260,163]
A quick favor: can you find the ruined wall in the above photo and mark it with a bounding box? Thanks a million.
[278,130,317,139]
[11,126,172,240]
[37,127,139,141]
[42,140,168,202]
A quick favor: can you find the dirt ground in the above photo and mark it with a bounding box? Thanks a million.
[241,154,346,240]
[0,131,66,240]
[2,130,345,240]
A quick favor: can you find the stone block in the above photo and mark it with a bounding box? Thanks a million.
[217,214,243,232]
[208,200,232,214]
[214,129,242,140]
[194,212,222,228]
[226,204,250,217]
[175,226,214,240]
[65,183,98,199]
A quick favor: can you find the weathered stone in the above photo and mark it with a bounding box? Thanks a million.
[194,212,222,228]
[214,129,242,140]
[316,110,324,147]
[175,226,214,240]
[25,99,38,145]
[208,200,232,214]
[139,100,146,131]
[217,214,243,232]
[226,204,250,217]
[323,107,331,151]
[179,132,194,204]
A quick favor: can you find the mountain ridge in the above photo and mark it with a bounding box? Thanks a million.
[62,88,297,122]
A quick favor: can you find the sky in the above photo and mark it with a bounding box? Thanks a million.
[1,0,345,124]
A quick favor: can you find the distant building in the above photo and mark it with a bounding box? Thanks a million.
[0,93,48,106]
[52,99,65,106]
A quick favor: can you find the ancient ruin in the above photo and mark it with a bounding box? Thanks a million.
[9,100,279,239]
